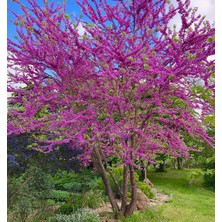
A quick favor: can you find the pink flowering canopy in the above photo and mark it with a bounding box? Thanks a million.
[8,0,215,167]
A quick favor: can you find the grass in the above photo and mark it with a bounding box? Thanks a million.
[121,168,215,222]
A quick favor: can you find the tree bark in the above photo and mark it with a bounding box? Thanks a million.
[107,168,123,199]
[121,164,129,213]
[92,149,119,218]
[177,157,183,170]
[124,165,137,216]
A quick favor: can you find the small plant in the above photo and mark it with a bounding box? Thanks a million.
[47,199,56,206]
[137,182,155,199]
[82,189,104,209]
[59,193,82,212]
[58,202,74,215]
[50,190,71,202]
[187,169,204,186]
[48,208,100,222]
[62,182,81,192]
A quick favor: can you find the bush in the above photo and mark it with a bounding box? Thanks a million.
[50,190,71,202]
[204,170,215,189]
[82,190,104,209]
[62,182,81,192]
[48,209,100,222]
[58,189,104,214]
[8,166,54,222]
[58,203,74,215]
[203,157,215,189]
[137,182,155,199]
[186,169,204,186]
[47,199,56,206]
[53,170,99,192]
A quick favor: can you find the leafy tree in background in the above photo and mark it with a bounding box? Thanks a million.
[8,134,82,176]
[8,0,214,217]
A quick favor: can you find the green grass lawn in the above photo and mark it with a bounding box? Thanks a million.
[121,169,215,222]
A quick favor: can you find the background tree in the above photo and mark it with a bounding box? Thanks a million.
[8,0,214,217]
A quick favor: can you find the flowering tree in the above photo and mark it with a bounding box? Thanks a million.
[8,0,214,217]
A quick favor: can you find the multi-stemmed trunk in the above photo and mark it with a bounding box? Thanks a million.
[92,149,137,218]
[92,149,119,218]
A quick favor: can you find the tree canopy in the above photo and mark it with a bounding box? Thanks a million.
[7,0,215,216]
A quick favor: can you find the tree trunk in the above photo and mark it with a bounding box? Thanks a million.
[144,165,147,181]
[107,169,123,199]
[177,157,183,170]
[124,165,137,216]
[173,159,177,169]
[159,162,165,172]
[121,164,129,213]
[92,150,119,218]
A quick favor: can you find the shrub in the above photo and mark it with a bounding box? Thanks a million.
[47,199,56,206]
[202,157,215,189]
[53,172,79,190]
[58,189,104,213]
[53,170,99,192]
[48,209,100,222]
[50,190,71,202]
[186,169,203,186]
[10,195,33,222]
[137,182,155,199]
[62,193,83,210]
[8,166,54,222]
[204,169,215,189]
[82,190,104,209]
[58,203,74,215]
[63,182,82,192]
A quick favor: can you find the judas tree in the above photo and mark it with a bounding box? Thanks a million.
[8,0,214,217]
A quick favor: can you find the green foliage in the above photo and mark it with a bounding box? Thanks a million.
[62,182,80,191]
[191,85,214,105]
[8,166,54,222]
[58,202,74,215]
[9,194,33,222]
[57,189,105,213]
[82,189,104,209]
[203,170,215,189]
[143,64,150,70]
[120,207,164,222]
[48,209,100,222]
[154,154,169,172]
[186,169,204,186]
[137,182,155,199]
[96,167,154,199]
[107,156,121,166]
[50,169,105,213]
[50,190,71,202]
[53,170,99,192]
[203,157,215,189]
[47,199,56,206]
[204,114,215,133]
[207,36,215,43]
[66,193,83,210]
[95,166,125,198]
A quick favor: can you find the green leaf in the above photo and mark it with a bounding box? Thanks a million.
[144,64,150,70]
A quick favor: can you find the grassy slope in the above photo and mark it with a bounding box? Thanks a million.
[121,169,215,222]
